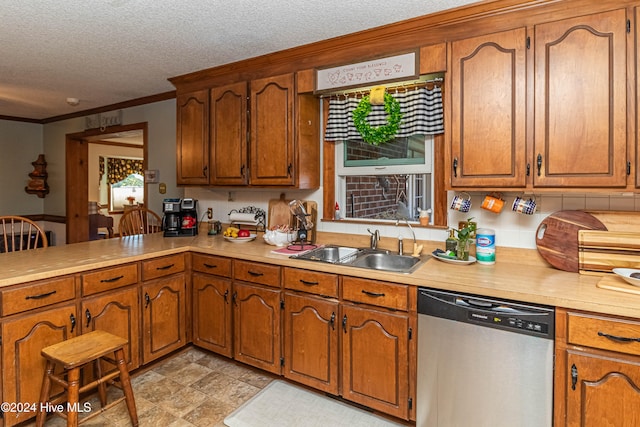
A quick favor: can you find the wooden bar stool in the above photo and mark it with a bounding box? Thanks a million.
[36,330,138,426]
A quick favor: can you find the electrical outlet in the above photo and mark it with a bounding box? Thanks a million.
[207,208,213,220]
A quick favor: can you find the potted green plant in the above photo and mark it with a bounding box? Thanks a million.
[454,219,475,261]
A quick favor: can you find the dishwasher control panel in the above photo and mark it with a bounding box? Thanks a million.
[468,310,549,335]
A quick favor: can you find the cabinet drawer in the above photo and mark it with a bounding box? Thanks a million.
[234,260,281,288]
[192,253,232,278]
[284,268,338,297]
[142,254,185,281]
[82,264,138,296]
[1,276,76,316]
[342,277,408,311]
[568,311,640,357]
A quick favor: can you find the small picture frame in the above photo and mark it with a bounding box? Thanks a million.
[144,169,159,184]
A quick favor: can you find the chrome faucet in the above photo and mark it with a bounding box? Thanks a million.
[395,218,416,255]
[367,228,380,250]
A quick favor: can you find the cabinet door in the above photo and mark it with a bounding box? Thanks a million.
[2,305,77,427]
[211,81,248,185]
[142,275,187,364]
[341,304,410,419]
[177,89,210,185]
[250,73,295,186]
[534,9,627,187]
[82,287,140,371]
[233,282,282,374]
[449,27,527,188]
[192,273,233,357]
[565,350,640,426]
[283,292,338,394]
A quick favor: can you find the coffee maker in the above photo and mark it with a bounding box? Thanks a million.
[162,198,181,237]
[179,198,198,236]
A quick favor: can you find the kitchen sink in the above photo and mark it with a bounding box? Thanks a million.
[293,245,423,274]
[294,245,360,264]
[350,252,422,273]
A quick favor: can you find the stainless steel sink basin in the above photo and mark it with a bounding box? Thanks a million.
[293,245,423,274]
[350,252,422,273]
[294,245,359,263]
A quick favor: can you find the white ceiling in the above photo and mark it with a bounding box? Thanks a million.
[1,0,480,121]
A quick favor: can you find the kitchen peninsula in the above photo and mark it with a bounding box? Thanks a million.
[1,233,639,426]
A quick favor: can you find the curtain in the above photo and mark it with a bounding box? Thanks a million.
[106,157,144,184]
[324,86,444,141]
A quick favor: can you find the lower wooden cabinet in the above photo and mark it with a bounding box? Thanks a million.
[81,287,140,371]
[555,308,640,426]
[192,272,233,357]
[283,292,339,394]
[142,275,187,364]
[232,281,282,374]
[1,304,77,427]
[341,304,410,419]
[564,350,640,426]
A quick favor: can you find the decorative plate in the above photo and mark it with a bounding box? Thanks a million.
[612,268,640,287]
[224,234,257,243]
[431,250,476,265]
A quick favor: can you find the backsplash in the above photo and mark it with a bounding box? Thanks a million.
[184,187,640,250]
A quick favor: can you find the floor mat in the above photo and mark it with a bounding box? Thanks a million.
[224,380,405,427]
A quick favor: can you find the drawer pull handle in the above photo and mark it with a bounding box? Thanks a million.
[203,263,218,269]
[248,270,264,277]
[25,290,57,300]
[361,289,385,297]
[156,263,175,271]
[598,331,640,343]
[300,279,319,286]
[100,275,124,283]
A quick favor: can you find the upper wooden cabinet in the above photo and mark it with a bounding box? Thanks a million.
[211,81,249,185]
[177,72,319,188]
[448,27,527,188]
[534,9,628,188]
[176,90,210,185]
[250,73,295,186]
[448,8,629,190]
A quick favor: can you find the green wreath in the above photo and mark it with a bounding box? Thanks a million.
[352,93,402,145]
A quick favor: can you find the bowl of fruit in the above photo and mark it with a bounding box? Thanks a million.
[263,225,296,247]
[222,227,256,243]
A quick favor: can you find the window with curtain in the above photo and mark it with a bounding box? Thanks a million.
[325,84,444,223]
[100,156,145,212]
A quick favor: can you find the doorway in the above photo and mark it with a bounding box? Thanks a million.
[66,123,148,244]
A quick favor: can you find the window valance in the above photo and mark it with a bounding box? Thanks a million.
[100,157,144,185]
[324,86,444,141]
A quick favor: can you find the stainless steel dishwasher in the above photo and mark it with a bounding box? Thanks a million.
[417,287,555,427]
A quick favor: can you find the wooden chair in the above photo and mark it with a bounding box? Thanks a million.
[118,207,162,236]
[36,330,138,426]
[0,215,48,252]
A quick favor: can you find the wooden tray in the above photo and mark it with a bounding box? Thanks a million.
[596,274,640,296]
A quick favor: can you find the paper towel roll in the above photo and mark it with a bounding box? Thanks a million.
[229,212,258,224]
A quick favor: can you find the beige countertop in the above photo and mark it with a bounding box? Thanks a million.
[0,232,637,319]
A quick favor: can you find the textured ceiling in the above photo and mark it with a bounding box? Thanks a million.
[1,0,479,121]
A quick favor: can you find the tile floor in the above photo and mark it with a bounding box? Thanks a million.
[25,346,277,427]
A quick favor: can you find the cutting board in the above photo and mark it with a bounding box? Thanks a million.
[579,230,640,274]
[536,211,607,272]
[268,194,293,229]
[597,274,640,296]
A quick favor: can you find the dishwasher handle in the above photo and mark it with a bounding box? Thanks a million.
[456,297,518,313]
